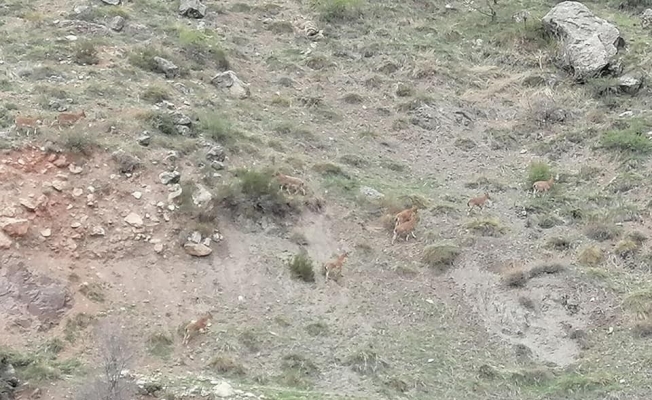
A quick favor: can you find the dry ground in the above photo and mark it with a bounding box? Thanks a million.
[2,0,652,399]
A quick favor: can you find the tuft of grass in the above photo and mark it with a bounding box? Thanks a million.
[198,113,240,145]
[346,347,388,376]
[146,111,179,136]
[600,118,652,155]
[208,356,246,376]
[216,168,299,219]
[545,236,574,251]
[422,244,460,273]
[584,221,621,242]
[147,332,174,360]
[527,161,552,186]
[623,288,652,317]
[311,0,363,22]
[238,329,262,353]
[528,262,566,279]
[142,85,171,104]
[78,282,105,303]
[288,251,315,283]
[633,321,652,338]
[129,47,169,73]
[466,218,506,237]
[578,246,604,266]
[504,263,565,288]
[273,121,314,139]
[63,313,95,343]
[503,268,528,288]
[615,239,641,259]
[305,322,329,337]
[73,40,99,65]
[58,130,99,156]
[176,25,230,71]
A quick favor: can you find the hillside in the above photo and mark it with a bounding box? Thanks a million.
[2,0,652,399]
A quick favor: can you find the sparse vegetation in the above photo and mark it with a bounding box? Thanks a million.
[312,0,364,22]
[141,85,171,104]
[288,251,315,282]
[578,246,604,266]
[208,356,246,376]
[146,332,173,360]
[422,244,461,273]
[527,161,552,187]
[466,218,507,237]
[73,40,100,65]
[600,119,652,155]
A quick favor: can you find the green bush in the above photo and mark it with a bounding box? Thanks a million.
[312,0,364,22]
[73,40,99,65]
[288,251,315,282]
[527,161,551,186]
[601,119,652,154]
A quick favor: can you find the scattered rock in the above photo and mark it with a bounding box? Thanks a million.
[137,132,151,147]
[101,0,121,5]
[40,229,51,238]
[72,187,83,197]
[642,9,652,28]
[0,218,29,237]
[70,222,81,229]
[124,213,144,228]
[179,0,207,19]
[211,161,225,171]
[154,56,179,79]
[192,184,213,207]
[154,243,164,254]
[168,184,183,203]
[159,170,181,185]
[189,231,202,244]
[90,226,106,237]
[173,113,192,126]
[109,15,125,32]
[184,242,212,257]
[132,191,143,200]
[618,73,644,95]
[212,381,234,398]
[52,155,69,168]
[51,180,68,192]
[211,71,251,99]
[359,186,384,200]
[69,164,83,174]
[0,355,19,399]
[19,198,37,212]
[542,1,625,79]
[0,231,12,249]
[206,145,225,162]
[175,125,192,136]
[112,150,142,174]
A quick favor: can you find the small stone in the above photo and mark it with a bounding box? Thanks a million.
[109,15,125,32]
[101,0,121,5]
[189,231,202,244]
[52,180,68,191]
[167,204,175,211]
[124,212,144,228]
[153,56,179,79]
[71,221,81,229]
[0,218,29,237]
[137,132,151,146]
[211,161,225,171]
[132,191,143,200]
[69,164,83,174]
[90,226,106,236]
[157,202,165,208]
[184,242,212,257]
[192,184,213,207]
[40,228,52,237]
[211,70,251,99]
[202,238,211,247]
[19,198,37,211]
[159,170,181,185]
[212,232,223,242]
[168,184,183,202]
[154,243,164,253]
[359,186,384,200]
[163,213,170,222]
[52,154,69,168]
[72,188,84,197]
[0,231,12,249]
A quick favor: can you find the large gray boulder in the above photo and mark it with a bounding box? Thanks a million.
[542,1,625,79]
[179,0,206,18]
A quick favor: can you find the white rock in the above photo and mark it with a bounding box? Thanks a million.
[124,212,144,228]
[72,188,84,197]
[132,191,143,200]
[184,242,212,257]
[69,164,83,174]
[40,228,52,238]
[212,382,234,398]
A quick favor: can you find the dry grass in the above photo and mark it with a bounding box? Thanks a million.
[422,244,461,273]
[578,246,604,266]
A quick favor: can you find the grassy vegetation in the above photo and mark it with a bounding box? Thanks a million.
[147,332,174,360]
[422,244,461,273]
[288,251,315,282]
[0,345,82,383]
[600,118,652,155]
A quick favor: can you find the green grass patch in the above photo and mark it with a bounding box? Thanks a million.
[288,251,315,283]
[311,0,364,22]
[422,244,461,273]
[600,118,652,155]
